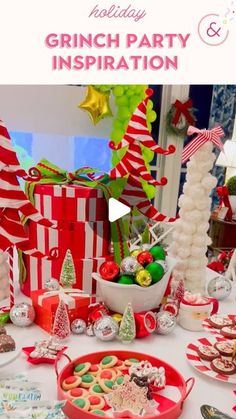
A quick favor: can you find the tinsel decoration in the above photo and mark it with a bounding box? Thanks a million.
[52,299,70,340]
[118,302,136,343]
[59,249,76,288]
[166,99,197,137]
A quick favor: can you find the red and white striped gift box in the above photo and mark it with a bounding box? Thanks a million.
[33,184,108,222]
[28,220,110,259]
[20,253,113,297]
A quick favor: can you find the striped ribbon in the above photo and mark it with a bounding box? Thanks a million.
[182,125,225,163]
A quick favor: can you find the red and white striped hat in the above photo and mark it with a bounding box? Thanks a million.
[123,88,154,143]
[0,120,27,176]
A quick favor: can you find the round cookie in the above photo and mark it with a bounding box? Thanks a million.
[67,387,88,400]
[114,359,125,370]
[90,410,106,416]
[89,384,105,395]
[74,362,91,376]
[80,373,96,388]
[62,375,82,390]
[221,326,236,339]
[214,341,234,357]
[124,358,140,367]
[88,395,105,410]
[197,345,219,361]
[98,369,117,381]
[99,379,114,393]
[100,355,118,369]
[72,397,90,411]
[210,357,236,375]
[208,314,233,329]
[88,364,101,376]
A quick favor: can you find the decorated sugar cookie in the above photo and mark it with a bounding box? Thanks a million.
[99,379,114,393]
[74,362,91,376]
[98,368,117,381]
[89,384,105,395]
[67,387,88,400]
[197,345,220,361]
[88,395,105,410]
[72,397,90,410]
[214,341,234,357]
[208,314,233,329]
[100,355,118,369]
[61,375,82,390]
[80,374,96,388]
[210,357,236,375]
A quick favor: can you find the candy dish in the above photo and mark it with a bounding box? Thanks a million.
[93,257,176,313]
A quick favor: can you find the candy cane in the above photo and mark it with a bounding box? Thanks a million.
[8,246,14,308]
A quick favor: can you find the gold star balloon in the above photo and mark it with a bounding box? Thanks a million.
[78,86,113,125]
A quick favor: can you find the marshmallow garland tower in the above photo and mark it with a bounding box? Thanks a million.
[170,141,217,294]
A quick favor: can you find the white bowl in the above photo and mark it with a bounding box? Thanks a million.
[93,256,177,313]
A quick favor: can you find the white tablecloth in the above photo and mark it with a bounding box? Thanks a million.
[1,283,236,418]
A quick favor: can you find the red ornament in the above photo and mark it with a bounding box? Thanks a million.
[137,251,153,266]
[99,261,120,281]
[88,302,109,324]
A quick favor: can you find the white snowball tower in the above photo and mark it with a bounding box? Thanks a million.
[169,126,225,294]
[0,251,10,301]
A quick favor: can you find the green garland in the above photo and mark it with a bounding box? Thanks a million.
[94,84,157,200]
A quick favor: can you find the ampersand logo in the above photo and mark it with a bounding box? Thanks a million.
[198,13,229,46]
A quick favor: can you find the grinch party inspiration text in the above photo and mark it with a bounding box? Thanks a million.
[45,33,191,71]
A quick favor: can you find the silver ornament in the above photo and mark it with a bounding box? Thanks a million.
[94,315,119,341]
[71,318,86,334]
[207,276,232,300]
[155,260,168,273]
[44,277,60,291]
[120,256,142,275]
[86,324,95,337]
[155,311,176,335]
[10,303,35,327]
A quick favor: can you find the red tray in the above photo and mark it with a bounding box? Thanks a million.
[56,350,194,419]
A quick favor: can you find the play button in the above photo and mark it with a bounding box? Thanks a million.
[108,198,131,222]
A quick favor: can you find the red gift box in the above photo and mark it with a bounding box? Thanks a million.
[33,184,108,222]
[28,219,110,259]
[31,288,90,334]
[20,253,113,297]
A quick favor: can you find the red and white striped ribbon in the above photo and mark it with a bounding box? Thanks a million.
[8,246,14,308]
[182,125,225,163]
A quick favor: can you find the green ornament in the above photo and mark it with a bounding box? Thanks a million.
[113,86,124,96]
[149,246,166,261]
[146,262,164,283]
[118,275,134,285]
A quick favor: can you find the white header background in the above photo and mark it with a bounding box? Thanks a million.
[0,0,235,84]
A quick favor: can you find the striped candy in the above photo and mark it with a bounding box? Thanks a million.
[109,89,176,222]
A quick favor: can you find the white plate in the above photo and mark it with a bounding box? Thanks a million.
[0,335,21,368]
[186,336,236,384]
